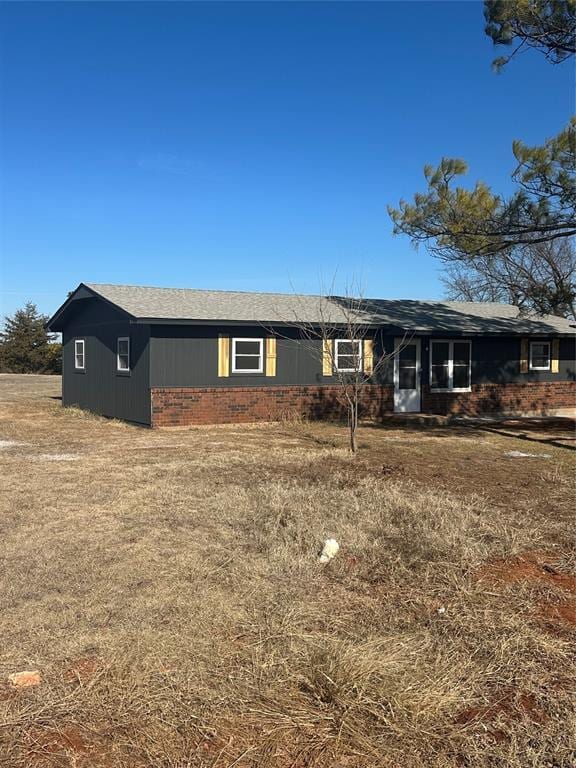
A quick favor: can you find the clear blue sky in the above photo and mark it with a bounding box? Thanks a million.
[0,1,573,319]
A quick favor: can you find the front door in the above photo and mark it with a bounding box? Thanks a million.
[394,338,421,413]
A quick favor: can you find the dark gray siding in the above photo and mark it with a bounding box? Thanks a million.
[470,336,575,383]
[150,326,393,387]
[62,298,151,425]
[150,326,575,389]
[420,335,575,386]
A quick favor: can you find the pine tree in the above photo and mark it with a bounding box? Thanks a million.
[0,302,62,374]
[388,1,576,314]
[485,0,576,70]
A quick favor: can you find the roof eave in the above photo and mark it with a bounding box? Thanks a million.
[134,317,573,335]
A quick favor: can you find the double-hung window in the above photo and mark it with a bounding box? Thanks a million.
[529,341,551,371]
[430,340,471,391]
[117,337,130,372]
[334,339,362,372]
[74,339,85,370]
[232,338,263,373]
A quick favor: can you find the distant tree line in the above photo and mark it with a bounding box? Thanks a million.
[0,302,62,374]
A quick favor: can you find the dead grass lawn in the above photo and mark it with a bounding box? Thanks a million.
[0,374,575,767]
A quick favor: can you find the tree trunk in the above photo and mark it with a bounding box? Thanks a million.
[348,392,358,455]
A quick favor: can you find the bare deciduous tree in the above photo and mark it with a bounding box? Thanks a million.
[269,281,406,455]
[442,239,576,319]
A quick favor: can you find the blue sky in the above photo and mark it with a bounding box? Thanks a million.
[0,1,573,319]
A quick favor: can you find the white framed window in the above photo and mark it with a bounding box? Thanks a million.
[335,339,363,372]
[232,338,263,373]
[529,341,551,371]
[430,340,471,391]
[74,339,85,370]
[117,337,130,372]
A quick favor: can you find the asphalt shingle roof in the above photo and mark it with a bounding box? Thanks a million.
[70,283,576,335]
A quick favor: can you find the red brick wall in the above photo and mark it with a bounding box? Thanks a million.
[151,381,575,426]
[151,385,393,426]
[422,381,576,416]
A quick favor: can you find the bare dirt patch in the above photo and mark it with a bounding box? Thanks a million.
[476,550,576,640]
[63,656,101,685]
[539,600,576,628]
[27,725,89,757]
[478,551,576,594]
[453,689,550,749]
[455,689,549,727]
[24,724,116,768]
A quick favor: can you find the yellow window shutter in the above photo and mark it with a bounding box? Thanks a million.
[551,338,560,373]
[363,338,374,374]
[218,335,230,377]
[322,339,333,376]
[520,338,529,374]
[265,337,277,377]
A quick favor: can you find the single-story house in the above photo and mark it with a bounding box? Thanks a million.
[46,282,576,427]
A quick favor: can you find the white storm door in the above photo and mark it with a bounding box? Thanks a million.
[394,338,421,413]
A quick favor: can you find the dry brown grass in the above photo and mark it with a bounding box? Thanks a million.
[0,374,575,767]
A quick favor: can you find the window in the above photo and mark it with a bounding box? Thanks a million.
[117,337,130,372]
[335,339,362,372]
[453,341,472,389]
[529,341,550,371]
[74,339,85,370]
[430,340,471,391]
[232,338,263,373]
[397,342,418,390]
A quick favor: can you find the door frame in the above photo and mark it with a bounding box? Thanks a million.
[393,337,421,413]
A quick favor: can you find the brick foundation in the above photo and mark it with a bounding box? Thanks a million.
[422,381,576,416]
[151,385,393,426]
[151,381,576,426]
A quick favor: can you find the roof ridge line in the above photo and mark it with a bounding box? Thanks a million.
[85,282,516,308]
[86,282,327,300]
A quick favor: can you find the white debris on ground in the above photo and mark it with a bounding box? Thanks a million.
[0,440,20,449]
[437,606,446,615]
[37,453,80,461]
[504,450,551,459]
[319,538,340,563]
[0,442,81,460]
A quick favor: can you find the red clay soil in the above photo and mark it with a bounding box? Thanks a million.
[477,551,576,637]
[28,726,89,755]
[477,551,576,594]
[539,600,576,627]
[63,656,100,684]
[454,689,549,749]
[455,690,548,729]
[26,725,118,768]
[454,693,548,748]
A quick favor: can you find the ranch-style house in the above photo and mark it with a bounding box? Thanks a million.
[47,283,576,427]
